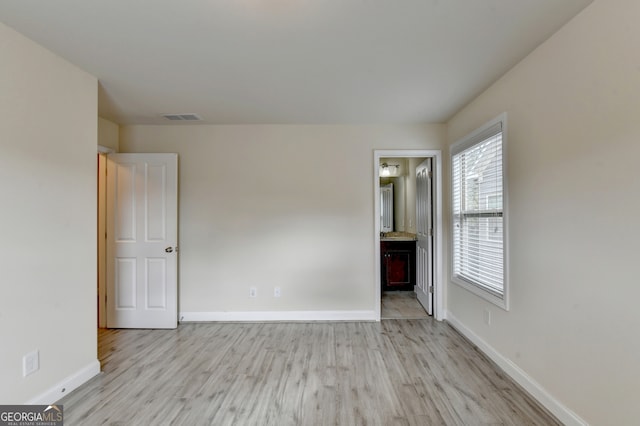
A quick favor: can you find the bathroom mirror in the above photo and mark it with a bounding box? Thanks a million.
[379,157,426,234]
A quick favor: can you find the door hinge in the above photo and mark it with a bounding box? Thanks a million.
[428,228,433,236]
[429,285,434,294]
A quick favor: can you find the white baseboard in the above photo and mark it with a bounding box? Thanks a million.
[25,360,101,405]
[444,311,587,426]
[180,310,377,322]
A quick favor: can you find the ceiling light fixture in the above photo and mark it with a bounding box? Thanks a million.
[380,162,399,177]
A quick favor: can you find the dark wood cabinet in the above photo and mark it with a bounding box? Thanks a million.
[381,240,416,291]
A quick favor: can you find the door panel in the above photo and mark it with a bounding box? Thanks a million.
[115,163,136,241]
[146,258,167,309]
[116,258,136,308]
[146,163,167,241]
[107,153,178,328]
[416,158,433,315]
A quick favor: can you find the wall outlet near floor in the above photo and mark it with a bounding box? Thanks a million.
[483,309,492,326]
[23,350,39,377]
[249,287,257,298]
[274,287,281,298]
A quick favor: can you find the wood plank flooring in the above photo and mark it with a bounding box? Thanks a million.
[381,292,429,320]
[58,320,559,425]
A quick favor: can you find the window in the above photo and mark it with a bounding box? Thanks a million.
[451,114,508,309]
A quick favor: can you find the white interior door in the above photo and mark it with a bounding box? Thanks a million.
[416,158,433,315]
[106,153,178,328]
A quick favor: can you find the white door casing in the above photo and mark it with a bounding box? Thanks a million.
[416,158,433,315]
[106,153,178,328]
[98,153,107,328]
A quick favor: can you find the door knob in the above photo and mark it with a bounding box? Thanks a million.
[165,247,173,253]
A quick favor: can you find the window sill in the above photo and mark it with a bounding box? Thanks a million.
[451,276,509,311]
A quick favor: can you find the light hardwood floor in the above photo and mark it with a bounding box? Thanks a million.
[59,320,559,425]
[381,292,429,320]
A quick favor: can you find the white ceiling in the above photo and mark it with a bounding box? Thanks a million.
[0,0,592,125]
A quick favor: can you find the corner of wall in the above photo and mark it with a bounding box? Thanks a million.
[98,117,120,152]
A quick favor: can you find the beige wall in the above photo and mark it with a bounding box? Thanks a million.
[98,117,119,151]
[0,23,98,403]
[446,0,640,424]
[406,157,426,235]
[121,125,444,314]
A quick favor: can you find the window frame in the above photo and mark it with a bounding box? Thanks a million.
[450,113,509,310]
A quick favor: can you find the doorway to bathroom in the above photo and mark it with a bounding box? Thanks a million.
[374,150,443,321]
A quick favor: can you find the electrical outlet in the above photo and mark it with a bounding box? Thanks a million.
[274,287,281,298]
[483,309,491,326]
[249,287,257,298]
[23,350,39,377]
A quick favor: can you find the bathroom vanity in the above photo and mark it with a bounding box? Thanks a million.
[380,233,416,292]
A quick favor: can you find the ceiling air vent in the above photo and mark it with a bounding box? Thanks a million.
[162,113,203,121]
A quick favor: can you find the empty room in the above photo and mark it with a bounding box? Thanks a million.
[1,0,638,424]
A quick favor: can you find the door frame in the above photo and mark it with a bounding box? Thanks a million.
[374,150,443,321]
[97,145,114,328]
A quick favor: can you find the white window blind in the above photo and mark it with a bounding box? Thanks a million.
[452,121,505,298]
